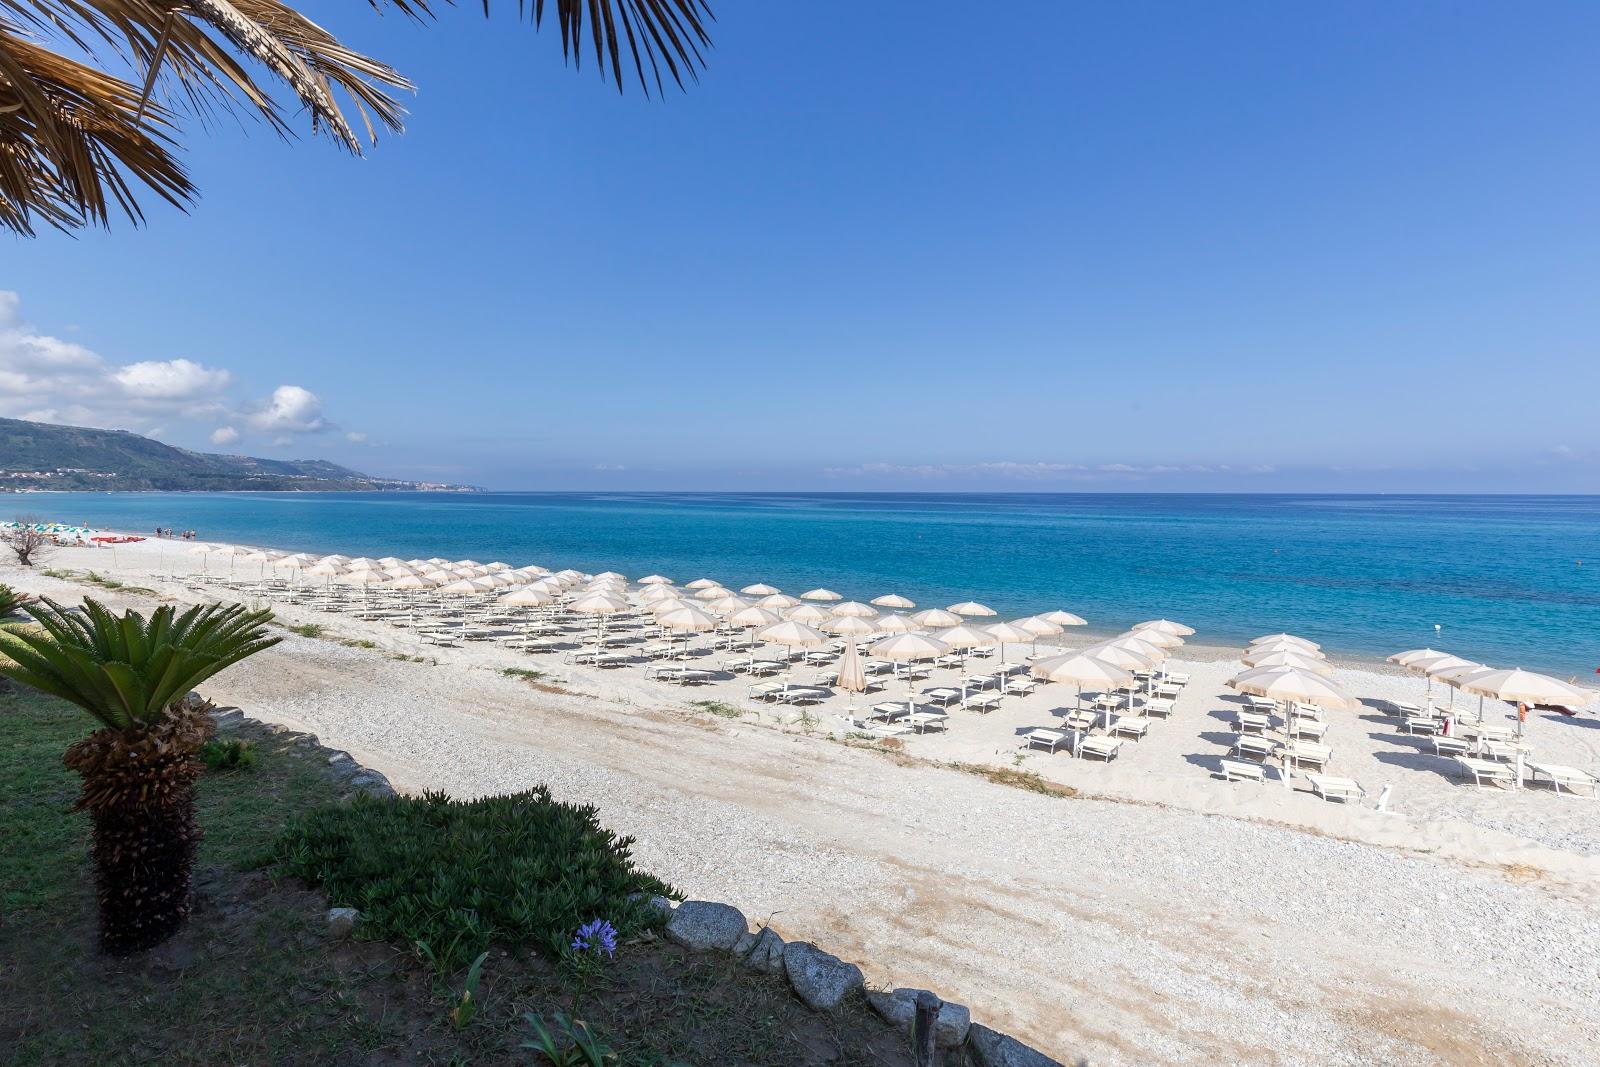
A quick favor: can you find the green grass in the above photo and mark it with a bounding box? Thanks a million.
[199,737,259,772]
[339,638,378,650]
[952,761,1079,798]
[689,699,743,718]
[500,666,546,681]
[284,622,325,639]
[0,688,915,1066]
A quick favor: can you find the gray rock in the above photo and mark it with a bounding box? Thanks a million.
[866,987,971,1048]
[326,907,361,939]
[664,900,748,952]
[742,927,786,975]
[782,941,863,1011]
[966,1023,1065,1067]
[327,752,350,765]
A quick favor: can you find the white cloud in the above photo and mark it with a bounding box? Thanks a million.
[0,291,342,449]
[247,385,328,435]
[345,431,368,444]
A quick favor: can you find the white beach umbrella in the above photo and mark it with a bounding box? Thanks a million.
[742,583,781,596]
[1031,652,1135,748]
[305,560,345,577]
[501,587,556,607]
[1018,616,1063,636]
[875,613,922,634]
[483,561,512,573]
[912,608,961,629]
[937,623,999,651]
[385,573,438,591]
[435,579,481,596]
[1462,668,1597,711]
[836,637,868,711]
[592,571,625,582]
[638,584,681,603]
[686,578,721,590]
[1388,648,1450,667]
[705,594,749,614]
[658,604,719,656]
[1090,639,1165,668]
[345,557,382,571]
[1404,652,1476,705]
[947,601,997,618]
[758,619,828,688]
[1242,649,1332,674]
[831,601,879,619]
[273,553,314,570]
[639,574,674,586]
[800,588,842,602]
[647,596,691,616]
[1123,627,1182,649]
[758,593,801,609]
[871,631,951,715]
[1250,633,1319,651]
[871,593,916,610]
[515,564,552,576]
[986,621,1036,663]
[1249,638,1326,659]
[337,568,387,588]
[1037,610,1088,627]
[730,605,783,630]
[318,554,351,565]
[1134,619,1195,637]
[570,591,629,646]
[693,586,733,601]
[1229,666,1357,710]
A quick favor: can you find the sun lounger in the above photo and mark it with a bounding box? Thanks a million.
[1077,736,1123,762]
[1144,697,1175,718]
[1236,711,1272,735]
[594,652,633,668]
[924,688,962,707]
[870,701,912,721]
[962,692,1002,714]
[1431,736,1471,757]
[1244,696,1278,713]
[1478,739,1532,762]
[1454,756,1518,790]
[1392,701,1425,716]
[672,669,715,686]
[1164,672,1191,687]
[1061,709,1097,732]
[775,686,830,705]
[1110,716,1150,741]
[747,681,785,701]
[1003,677,1038,696]
[1306,774,1365,804]
[1281,740,1332,770]
[1288,719,1328,741]
[1401,716,1440,735]
[1218,759,1267,784]
[905,712,949,733]
[1231,735,1277,761]
[1525,763,1600,797]
[1023,729,1070,754]
[845,717,913,738]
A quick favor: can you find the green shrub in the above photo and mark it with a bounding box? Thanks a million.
[274,788,676,973]
[199,738,259,772]
[285,623,324,639]
[689,700,741,718]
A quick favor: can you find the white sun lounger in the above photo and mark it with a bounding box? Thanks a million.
[924,688,962,707]
[747,681,785,701]
[904,712,949,733]
[1236,711,1272,735]
[1231,735,1277,761]
[774,686,830,706]
[845,717,913,738]
[1454,756,1518,790]
[1143,697,1175,718]
[1306,774,1365,804]
[1281,740,1332,770]
[1023,729,1070,754]
[1525,763,1600,797]
[1218,759,1266,784]
[1431,736,1471,757]
[1110,716,1150,741]
[1402,716,1441,735]
[962,692,1002,713]
[1077,736,1123,762]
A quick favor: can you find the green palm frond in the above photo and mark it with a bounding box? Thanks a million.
[0,596,280,730]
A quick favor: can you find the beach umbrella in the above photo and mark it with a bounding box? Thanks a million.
[1090,639,1165,669]
[319,554,352,565]
[658,604,719,658]
[836,638,869,711]
[730,605,784,630]
[936,624,998,669]
[1249,638,1326,660]
[705,594,749,614]
[801,588,842,602]
[1123,627,1183,649]
[870,632,951,716]
[1389,648,1450,667]
[570,591,629,647]
[638,584,681,603]
[516,564,552,576]
[483,561,512,573]
[648,596,691,615]
[693,586,733,601]
[685,578,721,590]
[987,621,1036,664]
[273,553,314,571]
[501,585,557,643]
[1462,667,1596,713]
[1404,652,1476,705]
[639,574,674,586]
[1229,666,1356,710]
[1031,652,1134,750]
[742,583,781,596]
[1250,633,1319,651]
[875,613,922,634]
[435,578,480,596]
[1037,610,1088,628]
[758,593,801,609]
[757,619,828,691]
[831,601,879,619]
[871,593,916,610]
[592,571,625,582]
[1242,649,1332,674]
[1016,615,1064,655]
[786,603,833,625]
[305,560,345,577]
[385,573,437,590]
[824,615,878,638]
[913,608,961,628]
[948,601,997,618]
[1134,619,1195,637]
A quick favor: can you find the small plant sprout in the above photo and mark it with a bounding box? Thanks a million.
[448,950,489,1031]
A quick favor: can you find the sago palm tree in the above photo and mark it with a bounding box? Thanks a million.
[0,596,279,953]
[1,0,712,234]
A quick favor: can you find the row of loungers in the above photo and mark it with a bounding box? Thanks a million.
[1018,676,1191,762]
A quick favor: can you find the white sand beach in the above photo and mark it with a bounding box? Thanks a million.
[6,536,1599,1066]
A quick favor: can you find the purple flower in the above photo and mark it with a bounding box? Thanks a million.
[570,918,618,959]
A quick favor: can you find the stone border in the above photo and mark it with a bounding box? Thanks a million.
[211,704,1064,1066]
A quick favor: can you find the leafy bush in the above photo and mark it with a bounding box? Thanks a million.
[285,623,324,639]
[274,788,676,972]
[199,738,259,772]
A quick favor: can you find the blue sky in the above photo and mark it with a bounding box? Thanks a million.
[9,3,1600,491]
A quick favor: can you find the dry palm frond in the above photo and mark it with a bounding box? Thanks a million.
[0,0,714,234]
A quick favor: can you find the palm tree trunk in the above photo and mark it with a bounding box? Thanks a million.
[63,708,215,954]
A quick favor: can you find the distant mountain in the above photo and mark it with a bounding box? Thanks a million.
[0,417,480,493]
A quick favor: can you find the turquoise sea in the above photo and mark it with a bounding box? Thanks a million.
[20,492,1600,674]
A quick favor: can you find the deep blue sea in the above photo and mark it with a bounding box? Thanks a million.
[20,492,1600,674]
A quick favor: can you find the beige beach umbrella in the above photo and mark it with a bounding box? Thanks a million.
[1108,634,1172,662]
[693,586,733,601]
[986,621,1036,663]
[593,571,626,582]
[1031,652,1135,748]
[1389,648,1451,667]
[1462,668,1597,711]
[801,588,842,602]
[836,637,869,711]
[424,557,450,565]
[483,562,512,573]
[570,591,630,647]
[758,619,828,689]
[871,593,916,610]
[555,569,584,581]
[871,631,951,715]
[1405,652,1476,705]
[1123,627,1182,649]
[831,601,879,619]
[435,579,480,596]
[1018,616,1063,636]
[1242,648,1332,674]
[1037,610,1088,627]
[318,554,352,565]
[786,603,833,625]
[1250,633,1319,651]
[638,584,681,603]
[913,608,961,629]
[1228,666,1357,711]
[730,605,784,630]
[875,613,922,635]
[345,557,382,571]
[501,587,555,607]
[758,593,801,609]
[948,601,997,618]
[386,573,438,590]
[824,615,878,638]
[337,568,388,588]
[305,560,345,577]
[516,564,552,576]
[742,583,781,596]
[273,553,314,570]
[1082,641,1159,671]
[705,594,749,614]
[686,578,721,590]
[1134,619,1195,637]
[1249,638,1326,659]
[937,624,998,650]
[647,596,691,615]
[657,604,719,656]
[638,574,674,586]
